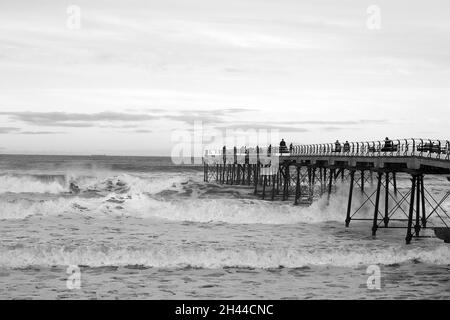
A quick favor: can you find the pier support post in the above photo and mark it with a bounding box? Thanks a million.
[406,175,417,244]
[221,164,224,183]
[372,171,383,236]
[327,168,334,203]
[262,174,267,199]
[383,172,390,227]
[276,167,280,194]
[254,165,259,195]
[311,167,316,200]
[415,174,422,237]
[345,170,355,227]
[420,175,427,228]
[271,174,276,200]
[361,170,365,193]
[294,166,301,205]
[393,172,397,196]
[283,164,289,201]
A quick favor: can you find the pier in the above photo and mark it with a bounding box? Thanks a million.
[203,139,450,244]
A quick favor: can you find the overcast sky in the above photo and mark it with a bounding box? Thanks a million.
[0,0,449,155]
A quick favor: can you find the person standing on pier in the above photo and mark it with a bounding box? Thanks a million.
[334,140,342,153]
[279,139,288,154]
[343,141,350,152]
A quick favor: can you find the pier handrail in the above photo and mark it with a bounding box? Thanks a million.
[204,138,450,163]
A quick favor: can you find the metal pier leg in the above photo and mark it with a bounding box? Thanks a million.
[327,168,334,202]
[294,166,300,205]
[319,168,323,194]
[226,165,229,184]
[415,175,421,237]
[262,174,267,199]
[231,164,235,185]
[271,174,276,200]
[222,164,225,183]
[420,175,427,228]
[406,175,417,244]
[276,167,280,194]
[361,170,365,193]
[346,170,355,227]
[311,167,316,200]
[393,172,397,196]
[216,164,219,182]
[372,172,383,236]
[254,165,259,194]
[383,172,390,227]
[283,164,289,201]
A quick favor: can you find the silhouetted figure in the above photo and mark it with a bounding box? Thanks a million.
[268,144,272,155]
[289,143,293,153]
[279,139,288,154]
[343,141,350,152]
[382,137,395,152]
[334,140,342,152]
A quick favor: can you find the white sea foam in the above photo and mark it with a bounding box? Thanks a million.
[1,244,449,268]
[0,172,185,195]
[0,174,68,194]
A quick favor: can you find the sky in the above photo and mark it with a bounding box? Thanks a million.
[0,0,449,155]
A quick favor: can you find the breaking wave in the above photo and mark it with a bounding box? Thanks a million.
[0,182,365,224]
[0,174,69,194]
[0,172,187,195]
[1,244,449,268]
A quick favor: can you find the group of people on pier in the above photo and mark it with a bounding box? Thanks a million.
[276,137,396,154]
[334,137,395,153]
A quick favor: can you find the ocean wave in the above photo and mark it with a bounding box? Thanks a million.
[1,244,449,268]
[0,172,186,195]
[0,183,391,224]
[0,174,69,194]
[120,193,353,224]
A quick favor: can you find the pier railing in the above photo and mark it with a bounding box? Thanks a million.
[204,138,450,163]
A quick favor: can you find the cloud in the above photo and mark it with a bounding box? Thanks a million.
[0,111,159,127]
[0,127,20,134]
[320,126,353,132]
[281,119,388,125]
[0,109,254,129]
[19,131,66,135]
[163,108,253,124]
[217,123,308,132]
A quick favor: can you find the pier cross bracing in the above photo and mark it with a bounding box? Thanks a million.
[203,139,450,244]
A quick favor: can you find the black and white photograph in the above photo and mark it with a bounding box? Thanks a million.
[0,0,449,307]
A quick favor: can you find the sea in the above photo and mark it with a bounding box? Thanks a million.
[0,154,449,299]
